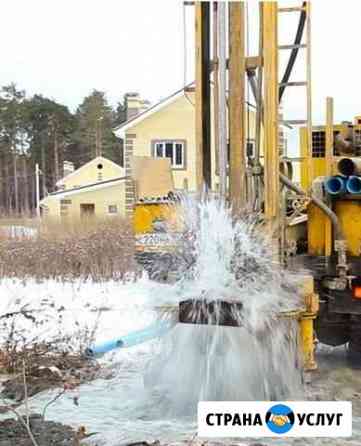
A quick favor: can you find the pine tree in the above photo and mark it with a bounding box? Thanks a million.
[0,85,127,213]
[0,84,28,214]
[25,95,75,193]
[73,90,122,166]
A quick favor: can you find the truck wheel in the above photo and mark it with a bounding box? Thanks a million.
[314,309,349,347]
[347,315,361,367]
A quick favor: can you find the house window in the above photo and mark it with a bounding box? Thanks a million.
[60,199,71,216]
[108,204,118,214]
[60,199,72,205]
[246,139,255,158]
[153,141,185,169]
[226,139,255,162]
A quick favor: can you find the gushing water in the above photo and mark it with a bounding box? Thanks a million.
[0,196,305,444]
[140,196,304,416]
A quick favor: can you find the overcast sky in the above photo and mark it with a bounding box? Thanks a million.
[0,0,360,129]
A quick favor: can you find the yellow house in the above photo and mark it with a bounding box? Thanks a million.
[114,87,257,216]
[40,156,126,221]
[40,87,258,223]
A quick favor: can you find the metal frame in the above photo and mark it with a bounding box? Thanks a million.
[195,1,212,191]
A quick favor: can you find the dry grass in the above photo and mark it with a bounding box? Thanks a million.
[0,216,38,227]
[0,217,136,281]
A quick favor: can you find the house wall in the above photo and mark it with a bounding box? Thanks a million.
[60,157,124,190]
[124,91,257,195]
[126,93,198,192]
[41,182,126,222]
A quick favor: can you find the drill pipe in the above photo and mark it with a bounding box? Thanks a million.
[338,157,361,176]
[346,176,361,194]
[324,176,346,196]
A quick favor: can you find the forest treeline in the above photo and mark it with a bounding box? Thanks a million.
[0,83,130,215]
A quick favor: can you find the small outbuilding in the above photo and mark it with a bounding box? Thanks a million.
[40,156,126,221]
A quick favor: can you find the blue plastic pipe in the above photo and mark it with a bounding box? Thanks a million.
[85,320,175,357]
[346,176,361,194]
[324,176,346,196]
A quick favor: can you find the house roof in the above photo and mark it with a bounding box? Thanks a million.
[56,156,124,187]
[113,84,195,138]
[113,84,257,138]
[41,176,127,203]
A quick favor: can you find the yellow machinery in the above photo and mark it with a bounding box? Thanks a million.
[300,117,361,190]
[300,116,361,259]
[133,199,181,281]
[131,156,181,255]
[134,201,179,235]
[296,113,361,362]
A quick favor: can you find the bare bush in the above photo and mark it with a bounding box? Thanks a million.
[0,299,78,374]
[0,288,104,416]
[0,217,136,282]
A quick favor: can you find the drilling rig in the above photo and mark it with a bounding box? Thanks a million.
[179,0,319,370]
[189,0,361,365]
[94,1,357,372]
[131,1,361,368]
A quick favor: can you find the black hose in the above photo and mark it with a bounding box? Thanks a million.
[279,2,307,103]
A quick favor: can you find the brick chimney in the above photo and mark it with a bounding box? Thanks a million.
[125,93,150,121]
[63,161,74,177]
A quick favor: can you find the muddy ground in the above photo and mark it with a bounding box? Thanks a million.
[0,413,76,446]
[0,351,111,446]
[0,350,112,405]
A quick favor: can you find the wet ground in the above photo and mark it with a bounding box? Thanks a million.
[308,345,361,414]
[1,277,361,445]
[300,345,361,445]
[0,343,360,446]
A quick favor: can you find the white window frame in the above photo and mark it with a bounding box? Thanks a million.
[246,138,256,158]
[107,204,118,215]
[153,140,185,169]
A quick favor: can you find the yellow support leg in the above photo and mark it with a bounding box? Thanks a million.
[299,275,319,371]
[300,313,317,371]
